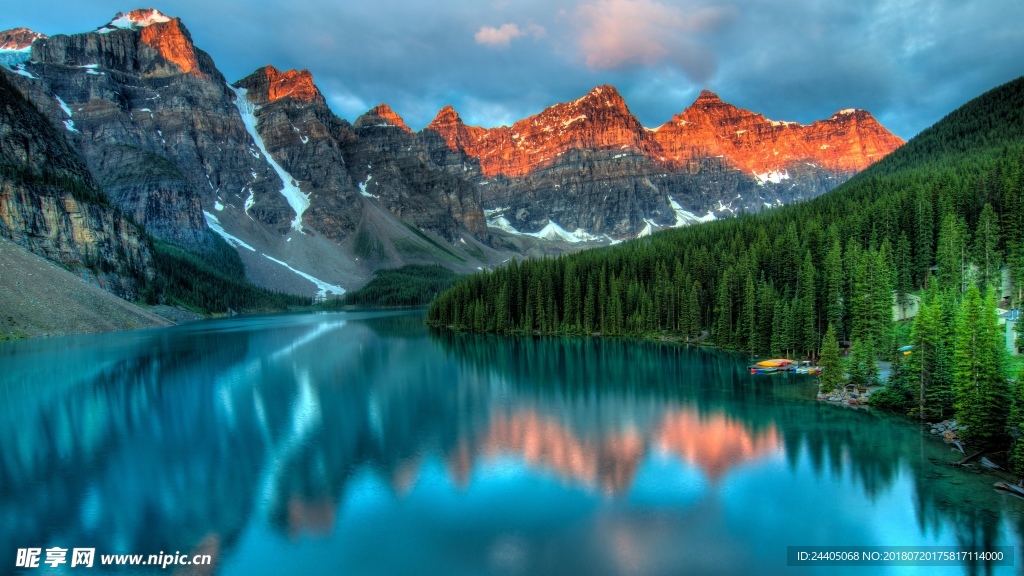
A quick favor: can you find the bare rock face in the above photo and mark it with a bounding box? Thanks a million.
[354,104,412,133]
[235,65,488,243]
[243,66,324,105]
[7,11,296,245]
[233,65,361,241]
[0,70,154,299]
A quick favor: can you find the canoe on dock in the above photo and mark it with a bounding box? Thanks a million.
[756,359,792,368]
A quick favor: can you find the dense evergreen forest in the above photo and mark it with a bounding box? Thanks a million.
[324,264,456,308]
[428,76,1024,466]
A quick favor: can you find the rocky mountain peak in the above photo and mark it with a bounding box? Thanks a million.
[827,108,874,122]
[681,89,743,119]
[234,66,325,105]
[359,103,412,133]
[694,89,723,104]
[0,28,47,50]
[99,9,173,31]
[429,105,463,127]
[572,84,629,112]
[88,9,203,76]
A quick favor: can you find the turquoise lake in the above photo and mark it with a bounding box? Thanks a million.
[1,310,1021,575]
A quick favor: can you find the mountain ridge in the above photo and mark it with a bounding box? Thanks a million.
[0,8,906,308]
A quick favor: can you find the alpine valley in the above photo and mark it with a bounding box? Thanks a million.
[0,8,903,316]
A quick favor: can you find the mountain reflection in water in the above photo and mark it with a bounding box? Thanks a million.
[0,310,1020,575]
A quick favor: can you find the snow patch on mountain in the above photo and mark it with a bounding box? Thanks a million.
[485,209,601,243]
[230,84,310,231]
[204,211,255,252]
[57,95,79,132]
[637,220,654,238]
[358,174,378,199]
[0,46,31,71]
[752,169,790,185]
[528,220,599,243]
[261,254,344,298]
[102,9,172,32]
[489,215,521,235]
[669,196,716,227]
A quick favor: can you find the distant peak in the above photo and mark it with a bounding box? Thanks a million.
[587,84,619,97]
[572,84,628,109]
[99,8,173,32]
[369,103,412,132]
[830,108,865,119]
[0,28,46,50]
[237,66,323,104]
[695,89,723,104]
[430,105,463,125]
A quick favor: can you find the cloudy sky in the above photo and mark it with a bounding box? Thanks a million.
[5,0,1023,139]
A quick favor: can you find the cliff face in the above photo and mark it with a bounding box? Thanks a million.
[235,65,488,243]
[6,10,297,245]
[0,70,154,299]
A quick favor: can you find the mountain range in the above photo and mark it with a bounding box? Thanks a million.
[0,8,903,302]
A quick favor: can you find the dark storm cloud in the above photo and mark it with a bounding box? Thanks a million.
[3,0,1022,138]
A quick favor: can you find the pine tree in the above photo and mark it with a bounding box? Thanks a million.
[895,232,914,319]
[952,286,1010,445]
[871,246,895,356]
[824,238,845,335]
[936,213,969,293]
[914,194,934,289]
[742,272,757,353]
[847,337,878,387]
[819,323,844,393]
[686,282,700,339]
[715,267,734,346]
[496,284,509,333]
[797,252,818,358]
[972,203,1002,293]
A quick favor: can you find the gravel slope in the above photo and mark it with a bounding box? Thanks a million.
[0,236,171,338]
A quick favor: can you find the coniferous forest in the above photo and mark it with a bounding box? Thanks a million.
[429,76,1024,464]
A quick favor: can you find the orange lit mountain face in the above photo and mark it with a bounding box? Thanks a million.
[366,103,413,133]
[426,86,659,179]
[0,28,46,50]
[653,90,904,176]
[97,10,203,77]
[424,87,903,180]
[138,19,200,76]
[247,66,324,105]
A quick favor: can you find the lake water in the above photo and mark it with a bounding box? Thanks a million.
[1,310,1021,575]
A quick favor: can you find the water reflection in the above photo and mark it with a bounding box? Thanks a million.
[0,311,1020,575]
